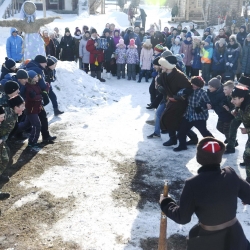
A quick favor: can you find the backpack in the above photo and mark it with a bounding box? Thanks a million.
[96,38,108,50]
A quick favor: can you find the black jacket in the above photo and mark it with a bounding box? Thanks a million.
[59,35,75,61]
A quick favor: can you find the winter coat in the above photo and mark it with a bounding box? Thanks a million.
[158,68,192,131]
[0,64,15,80]
[59,34,75,61]
[74,35,82,58]
[44,38,55,57]
[237,27,247,48]
[211,42,226,72]
[52,38,60,56]
[170,44,181,55]
[86,37,104,64]
[44,67,56,84]
[102,36,115,62]
[139,8,147,21]
[126,45,139,64]
[180,41,193,66]
[192,46,202,70]
[190,28,200,36]
[242,39,250,74]
[224,43,240,70]
[140,44,153,70]
[166,34,176,49]
[6,27,23,62]
[201,45,213,64]
[161,165,250,250]
[207,87,234,122]
[113,30,121,46]
[124,31,141,52]
[115,44,126,64]
[25,82,42,114]
[79,35,90,64]
[151,31,165,48]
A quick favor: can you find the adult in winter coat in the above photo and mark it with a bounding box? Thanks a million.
[139,8,147,29]
[79,31,90,73]
[224,35,240,80]
[115,38,126,79]
[73,27,82,69]
[211,39,226,77]
[138,39,153,82]
[237,25,247,48]
[124,28,141,51]
[42,30,55,57]
[160,136,250,250]
[102,28,115,79]
[0,57,16,80]
[59,27,75,62]
[6,27,23,62]
[150,30,165,48]
[113,29,121,46]
[191,37,202,76]
[213,28,229,45]
[180,32,193,77]
[242,34,250,76]
[49,32,60,59]
[86,28,105,82]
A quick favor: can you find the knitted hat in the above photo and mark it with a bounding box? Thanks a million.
[196,137,225,165]
[159,55,177,69]
[16,69,28,79]
[186,31,192,38]
[5,57,16,70]
[154,44,164,52]
[91,28,97,34]
[103,28,110,34]
[231,86,249,98]
[0,106,4,115]
[8,95,24,109]
[238,75,250,87]
[205,27,210,33]
[204,35,212,44]
[34,55,47,64]
[191,76,205,88]
[47,55,58,67]
[75,27,81,34]
[161,49,173,57]
[117,38,124,46]
[129,38,135,46]
[28,70,37,79]
[65,27,70,33]
[153,56,161,66]
[144,39,152,46]
[4,80,19,94]
[208,75,221,89]
[218,38,226,45]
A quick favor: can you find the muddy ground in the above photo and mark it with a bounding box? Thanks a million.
[0,124,186,250]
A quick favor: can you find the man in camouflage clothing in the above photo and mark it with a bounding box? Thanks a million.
[231,86,250,183]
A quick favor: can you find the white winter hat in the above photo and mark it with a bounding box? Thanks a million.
[144,39,152,46]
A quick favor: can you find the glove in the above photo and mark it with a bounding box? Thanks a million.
[230,63,233,67]
[29,91,36,98]
[194,106,202,113]
[226,62,230,66]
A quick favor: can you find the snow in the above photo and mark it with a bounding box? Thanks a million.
[0,3,250,249]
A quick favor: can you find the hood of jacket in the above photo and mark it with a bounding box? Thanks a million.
[10,27,18,36]
[142,43,152,49]
[227,42,239,50]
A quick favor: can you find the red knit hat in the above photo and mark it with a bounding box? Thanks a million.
[129,39,135,46]
[202,141,221,153]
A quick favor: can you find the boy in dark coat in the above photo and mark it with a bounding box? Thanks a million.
[0,57,16,80]
[160,137,250,250]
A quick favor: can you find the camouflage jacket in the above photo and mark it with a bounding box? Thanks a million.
[235,99,250,135]
[0,92,9,107]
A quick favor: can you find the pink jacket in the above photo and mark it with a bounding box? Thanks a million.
[140,44,153,70]
[180,42,193,66]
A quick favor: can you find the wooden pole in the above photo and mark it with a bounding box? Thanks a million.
[43,0,46,17]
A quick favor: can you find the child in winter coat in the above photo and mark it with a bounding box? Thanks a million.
[170,37,181,55]
[115,38,126,79]
[180,32,193,77]
[191,37,202,76]
[126,39,139,80]
[79,31,90,73]
[138,39,153,82]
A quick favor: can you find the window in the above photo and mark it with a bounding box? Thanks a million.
[197,0,202,7]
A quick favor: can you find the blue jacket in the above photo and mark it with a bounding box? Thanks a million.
[211,42,226,72]
[6,28,23,62]
[236,26,247,48]
[124,31,141,51]
[192,46,202,70]
[224,43,240,71]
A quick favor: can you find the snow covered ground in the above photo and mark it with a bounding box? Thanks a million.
[0,3,250,249]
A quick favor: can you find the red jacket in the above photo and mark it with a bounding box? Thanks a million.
[25,83,42,114]
[86,38,104,64]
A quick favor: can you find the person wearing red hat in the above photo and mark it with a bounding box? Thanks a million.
[160,137,250,250]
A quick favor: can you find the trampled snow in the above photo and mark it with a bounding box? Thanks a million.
[0,4,249,249]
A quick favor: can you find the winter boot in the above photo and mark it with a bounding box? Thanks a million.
[54,108,64,116]
[137,72,142,83]
[97,71,106,82]
[163,137,177,146]
[0,175,9,183]
[42,135,57,144]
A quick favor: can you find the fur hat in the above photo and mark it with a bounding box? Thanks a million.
[8,95,24,109]
[153,56,161,66]
[16,69,28,79]
[231,86,249,98]
[28,70,37,79]
[0,106,5,115]
[238,75,250,87]
[47,55,58,67]
[34,55,47,64]
[4,80,19,95]
[159,55,177,69]
[65,27,70,33]
[5,57,16,70]
[208,75,222,89]
[191,76,205,88]
[154,44,164,52]
[129,39,135,46]
[144,39,152,46]
[196,137,225,165]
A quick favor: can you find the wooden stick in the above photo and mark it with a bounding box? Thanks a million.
[158,180,169,250]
